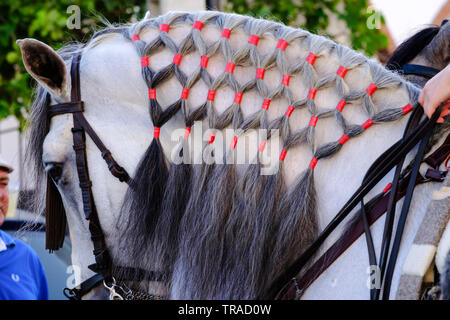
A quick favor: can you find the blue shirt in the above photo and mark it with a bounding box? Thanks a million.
[0,229,49,300]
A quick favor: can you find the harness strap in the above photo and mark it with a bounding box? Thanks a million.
[401,64,441,79]
[48,101,84,118]
[64,273,104,300]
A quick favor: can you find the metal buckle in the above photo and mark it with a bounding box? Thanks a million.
[103,277,124,300]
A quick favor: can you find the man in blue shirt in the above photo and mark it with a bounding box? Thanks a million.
[0,155,49,300]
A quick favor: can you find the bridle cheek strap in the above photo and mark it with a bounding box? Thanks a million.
[48,52,125,298]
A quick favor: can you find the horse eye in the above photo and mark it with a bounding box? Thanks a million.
[44,162,65,184]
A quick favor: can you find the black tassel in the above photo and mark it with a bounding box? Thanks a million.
[45,174,67,252]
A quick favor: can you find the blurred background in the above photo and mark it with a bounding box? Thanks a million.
[0,0,448,298]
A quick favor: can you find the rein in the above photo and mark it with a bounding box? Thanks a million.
[47,51,162,300]
[264,65,448,300]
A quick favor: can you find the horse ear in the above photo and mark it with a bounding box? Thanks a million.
[16,38,69,99]
[427,22,450,67]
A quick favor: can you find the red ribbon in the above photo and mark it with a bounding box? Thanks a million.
[159,24,170,33]
[148,89,156,100]
[336,66,348,78]
[181,88,190,100]
[225,62,236,74]
[306,52,317,65]
[366,83,378,96]
[282,74,290,86]
[200,55,209,68]
[234,92,243,104]
[262,99,271,110]
[184,127,191,139]
[362,119,374,130]
[207,90,216,102]
[192,20,204,30]
[336,100,347,112]
[256,68,266,80]
[173,53,183,66]
[153,127,160,139]
[285,105,295,117]
[276,39,288,51]
[308,88,317,100]
[248,35,260,46]
[309,157,318,169]
[221,29,231,39]
[141,56,149,67]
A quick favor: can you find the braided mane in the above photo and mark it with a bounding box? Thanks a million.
[87,11,422,299]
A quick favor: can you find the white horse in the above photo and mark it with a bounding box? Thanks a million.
[18,11,449,299]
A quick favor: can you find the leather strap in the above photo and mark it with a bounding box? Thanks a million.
[63,273,104,300]
[401,64,441,79]
[48,101,84,118]
[425,133,450,168]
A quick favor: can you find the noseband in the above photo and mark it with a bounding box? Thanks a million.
[47,51,163,300]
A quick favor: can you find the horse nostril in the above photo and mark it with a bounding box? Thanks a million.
[44,162,64,184]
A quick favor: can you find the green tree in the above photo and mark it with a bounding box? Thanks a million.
[0,0,145,130]
[224,0,388,56]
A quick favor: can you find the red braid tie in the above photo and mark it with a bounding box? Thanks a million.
[131,34,140,42]
[234,92,243,104]
[230,136,238,150]
[148,89,156,100]
[173,53,183,66]
[336,66,348,78]
[208,133,216,144]
[285,105,295,117]
[200,55,209,68]
[306,52,317,65]
[336,100,347,112]
[181,88,190,100]
[225,62,236,74]
[255,68,266,80]
[262,99,271,110]
[248,35,260,46]
[309,116,318,127]
[192,20,204,30]
[309,157,318,169]
[141,56,149,67]
[308,88,317,100]
[276,39,288,51]
[259,140,267,152]
[207,90,216,102]
[159,24,170,33]
[362,119,374,130]
[153,127,160,139]
[338,134,350,145]
[279,149,287,161]
[402,104,413,115]
[184,127,191,139]
[366,83,378,96]
[282,74,291,86]
[221,28,231,39]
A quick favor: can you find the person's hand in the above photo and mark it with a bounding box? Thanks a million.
[418,64,450,123]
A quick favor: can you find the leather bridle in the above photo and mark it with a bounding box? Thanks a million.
[47,51,163,300]
[264,64,449,300]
